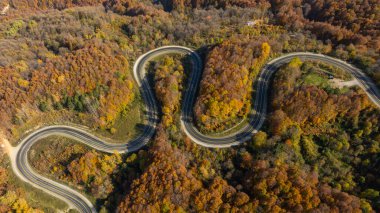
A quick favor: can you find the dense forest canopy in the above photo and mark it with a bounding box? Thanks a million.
[104,0,380,84]
[0,0,379,212]
[4,0,379,49]
[4,0,104,10]
[194,40,271,132]
[267,59,380,210]
[157,0,379,45]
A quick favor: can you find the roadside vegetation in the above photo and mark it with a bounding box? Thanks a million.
[194,40,271,133]
[0,151,68,212]
[29,136,122,204]
[0,0,379,212]
[266,59,380,210]
[0,7,144,146]
[150,55,186,129]
[117,58,380,212]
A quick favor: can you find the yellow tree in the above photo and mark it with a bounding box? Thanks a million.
[261,42,271,59]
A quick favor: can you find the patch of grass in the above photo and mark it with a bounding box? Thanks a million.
[338,86,351,94]
[302,73,329,88]
[298,61,357,95]
[95,95,145,142]
[301,61,352,81]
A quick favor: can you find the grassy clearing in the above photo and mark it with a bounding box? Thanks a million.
[302,61,352,81]
[302,72,330,88]
[9,110,80,146]
[94,95,145,142]
[299,61,356,95]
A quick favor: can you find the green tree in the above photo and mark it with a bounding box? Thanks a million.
[251,131,268,149]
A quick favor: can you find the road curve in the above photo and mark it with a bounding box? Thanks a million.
[183,52,380,148]
[9,46,380,212]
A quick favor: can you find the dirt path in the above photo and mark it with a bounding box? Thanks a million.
[0,131,13,155]
[329,78,359,88]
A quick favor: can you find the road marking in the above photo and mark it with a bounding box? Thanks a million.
[9,48,380,213]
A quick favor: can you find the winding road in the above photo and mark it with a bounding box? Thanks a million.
[9,46,380,212]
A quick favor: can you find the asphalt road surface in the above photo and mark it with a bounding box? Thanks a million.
[9,46,380,212]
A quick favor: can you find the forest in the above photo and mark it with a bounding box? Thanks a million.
[0,7,141,142]
[266,59,380,211]
[162,0,380,85]
[151,55,185,128]
[194,40,270,132]
[0,0,379,212]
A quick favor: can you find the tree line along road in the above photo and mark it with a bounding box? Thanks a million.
[8,46,380,213]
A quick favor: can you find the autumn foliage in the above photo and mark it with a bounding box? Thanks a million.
[194,40,271,132]
[153,56,185,128]
[104,0,168,17]
[117,124,371,212]
[271,0,379,47]
[266,59,379,210]
[9,0,104,11]
[0,167,43,212]
[1,1,379,212]
[158,0,379,48]
[160,0,270,11]
[67,151,122,198]
[118,125,254,212]
[269,59,373,135]
[242,160,363,212]
[0,40,135,134]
